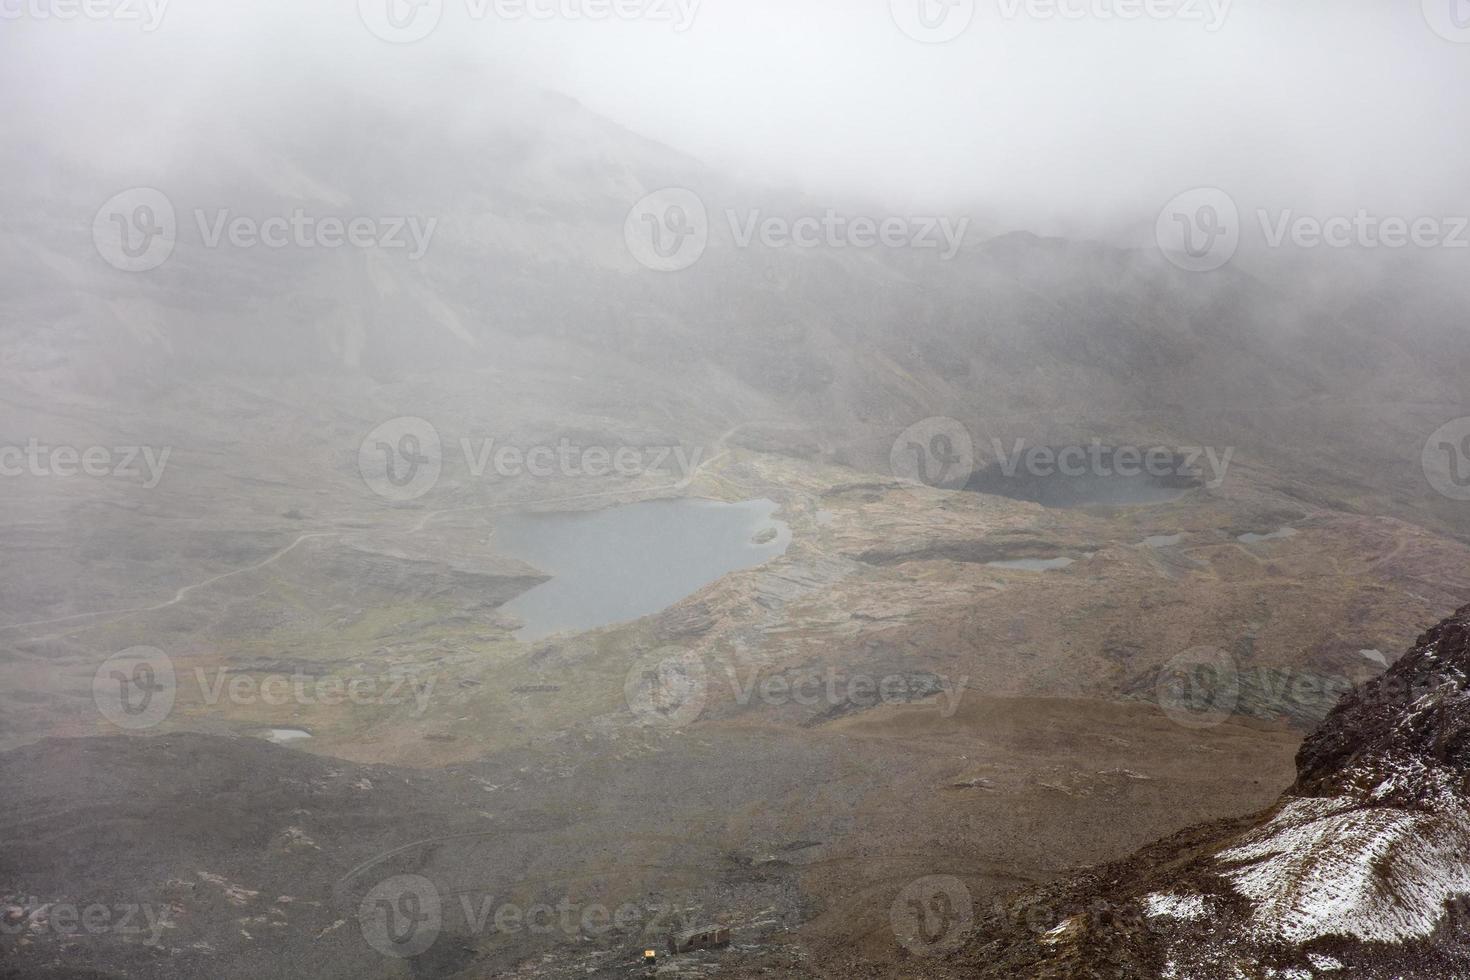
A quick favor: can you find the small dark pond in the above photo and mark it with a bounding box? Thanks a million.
[966,447,1201,508]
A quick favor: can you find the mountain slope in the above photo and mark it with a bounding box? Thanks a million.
[944,604,1470,979]
[4,76,1469,540]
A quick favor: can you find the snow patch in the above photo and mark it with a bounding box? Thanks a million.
[1218,796,1470,943]
[1143,892,1210,921]
[1040,916,1079,945]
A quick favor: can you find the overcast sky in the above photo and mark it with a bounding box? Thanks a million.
[5,0,1469,241]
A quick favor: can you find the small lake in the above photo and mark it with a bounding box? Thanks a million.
[986,557,1075,572]
[1238,526,1298,544]
[493,498,791,641]
[967,451,1199,509]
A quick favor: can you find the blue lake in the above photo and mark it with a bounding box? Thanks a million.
[493,498,790,641]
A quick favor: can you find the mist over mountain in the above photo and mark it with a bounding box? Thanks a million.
[3,4,1470,979]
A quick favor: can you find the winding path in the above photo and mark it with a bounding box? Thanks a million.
[0,531,333,635]
[1,421,774,642]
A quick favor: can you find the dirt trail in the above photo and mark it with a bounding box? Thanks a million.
[0,531,333,637]
[0,423,767,642]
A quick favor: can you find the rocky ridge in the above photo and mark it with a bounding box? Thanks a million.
[945,604,1470,979]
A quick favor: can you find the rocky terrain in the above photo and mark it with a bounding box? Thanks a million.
[940,605,1470,980]
[4,62,1470,980]
[7,608,1470,978]
[0,703,1296,979]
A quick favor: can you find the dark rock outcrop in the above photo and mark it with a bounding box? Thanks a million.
[943,604,1470,980]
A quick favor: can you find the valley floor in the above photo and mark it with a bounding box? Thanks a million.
[4,398,1469,977]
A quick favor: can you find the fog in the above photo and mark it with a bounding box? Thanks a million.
[6,0,1470,242]
[8,5,1470,978]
